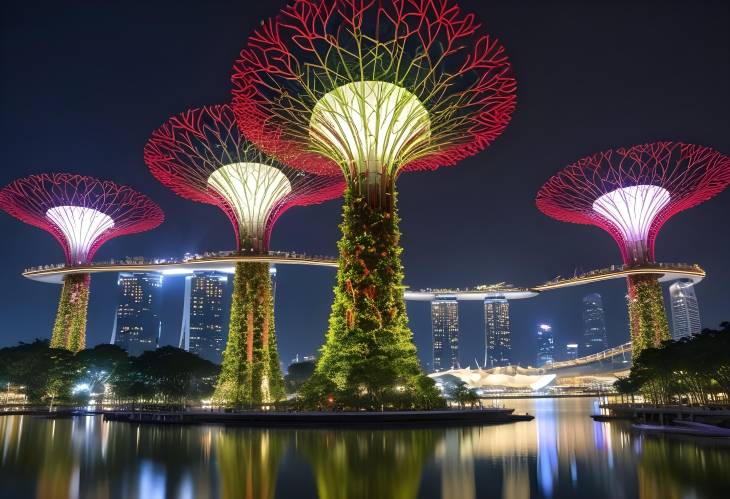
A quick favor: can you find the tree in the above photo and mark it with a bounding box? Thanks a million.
[622,322,730,405]
[284,360,316,394]
[74,344,129,402]
[448,381,479,409]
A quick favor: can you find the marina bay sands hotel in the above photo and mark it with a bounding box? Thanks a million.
[405,285,535,371]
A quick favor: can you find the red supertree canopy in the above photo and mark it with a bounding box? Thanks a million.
[536,142,730,264]
[0,173,164,265]
[143,104,344,252]
[231,0,516,180]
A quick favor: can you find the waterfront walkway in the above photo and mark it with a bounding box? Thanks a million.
[600,403,730,425]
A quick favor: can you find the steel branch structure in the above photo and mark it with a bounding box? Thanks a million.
[144,104,343,406]
[144,104,343,253]
[231,0,516,405]
[232,0,516,201]
[0,173,163,351]
[536,141,730,353]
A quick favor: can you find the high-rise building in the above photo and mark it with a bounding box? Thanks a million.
[536,324,555,367]
[669,280,701,340]
[111,272,163,356]
[565,343,579,361]
[180,272,229,363]
[431,296,459,372]
[582,293,608,354]
[484,297,511,368]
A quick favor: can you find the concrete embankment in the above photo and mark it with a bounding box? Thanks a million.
[600,403,730,425]
[102,408,534,427]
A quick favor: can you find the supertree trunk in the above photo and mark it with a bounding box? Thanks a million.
[627,274,671,353]
[214,262,284,407]
[50,273,89,352]
[313,185,422,404]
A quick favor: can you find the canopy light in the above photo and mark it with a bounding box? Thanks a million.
[208,163,292,242]
[46,206,114,264]
[593,184,670,260]
[309,81,430,177]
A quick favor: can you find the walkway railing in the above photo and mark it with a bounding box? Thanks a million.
[534,262,704,291]
[545,342,632,371]
[24,249,338,273]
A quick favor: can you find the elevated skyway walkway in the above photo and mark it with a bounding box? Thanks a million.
[404,263,705,301]
[533,263,704,291]
[23,250,338,284]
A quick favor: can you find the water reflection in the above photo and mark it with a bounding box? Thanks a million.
[298,428,440,499]
[1,398,728,499]
[216,429,287,499]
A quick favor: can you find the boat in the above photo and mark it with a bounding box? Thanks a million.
[632,422,730,437]
[590,414,632,422]
[672,420,730,435]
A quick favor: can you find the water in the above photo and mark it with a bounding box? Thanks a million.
[1,398,728,499]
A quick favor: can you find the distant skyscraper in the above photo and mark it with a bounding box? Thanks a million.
[111,272,163,356]
[669,280,701,340]
[484,297,511,368]
[582,293,608,354]
[270,265,277,302]
[431,297,459,372]
[180,272,228,363]
[536,324,555,367]
[565,343,578,361]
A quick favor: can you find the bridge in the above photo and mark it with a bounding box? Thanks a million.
[404,262,704,301]
[22,250,338,284]
[22,253,704,294]
[532,263,704,291]
[544,342,632,371]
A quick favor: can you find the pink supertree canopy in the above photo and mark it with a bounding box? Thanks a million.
[0,173,164,265]
[143,104,344,252]
[536,142,730,264]
[230,0,516,180]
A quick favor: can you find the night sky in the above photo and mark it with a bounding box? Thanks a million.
[1,1,728,369]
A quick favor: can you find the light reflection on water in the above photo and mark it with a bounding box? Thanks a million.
[1,398,728,499]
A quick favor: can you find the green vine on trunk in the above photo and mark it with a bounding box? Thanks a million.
[304,188,440,409]
[628,275,671,355]
[214,262,284,407]
[50,273,90,352]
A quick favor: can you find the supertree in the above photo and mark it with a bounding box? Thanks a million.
[143,103,343,406]
[536,142,730,353]
[231,0,516,404]
[0,173,163,351]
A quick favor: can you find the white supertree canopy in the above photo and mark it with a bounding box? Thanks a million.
[309,81,431,179]
[207,162,292,244]
[46,205,115,264]
[592,184,671,262]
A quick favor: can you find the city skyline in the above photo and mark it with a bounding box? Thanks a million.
[669,280,702,340]
[582,293,608,355]
[179,271,229,364]
[484,297,512,368]
[111,272,163,356]
[431,297,460,372]
[1,1,728,369]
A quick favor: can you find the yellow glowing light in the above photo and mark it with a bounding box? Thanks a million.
[207,163,292,245]
[309,81,430,176]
